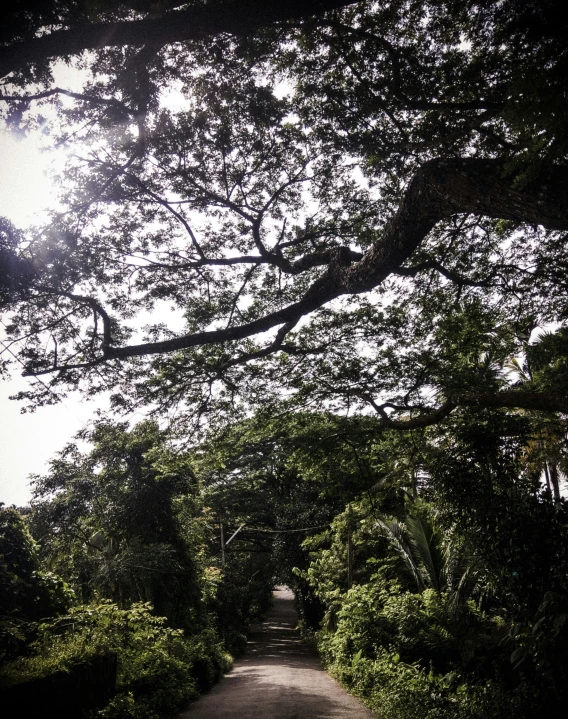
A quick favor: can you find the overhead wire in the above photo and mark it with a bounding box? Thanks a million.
[238,524,329,534]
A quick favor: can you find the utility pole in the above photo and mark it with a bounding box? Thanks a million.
[346,504,354,589]
[220,520,225,567]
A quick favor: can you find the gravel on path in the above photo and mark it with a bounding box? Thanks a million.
[179,586,377,719]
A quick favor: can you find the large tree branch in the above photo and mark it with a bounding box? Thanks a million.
[366,392,568,429]
[12,154,568,391]
[0,0,358,79]
[110,246,363,273]
[339,158,568,295]
[34,156,568,365]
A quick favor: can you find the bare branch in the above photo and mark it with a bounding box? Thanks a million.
[126,173,206,259]
[225,264,260,328]
[41,289,113,350]
[215,320,299,373]
[0,87,136,116]
[365,391,568,429]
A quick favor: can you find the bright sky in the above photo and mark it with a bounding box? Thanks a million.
[0,61,105,507]
[0,127,103,507]
[0,64,191,508]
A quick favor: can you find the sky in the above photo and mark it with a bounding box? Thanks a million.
[0,126,105,507]
[0,64,188,508]
[0,61,113,507]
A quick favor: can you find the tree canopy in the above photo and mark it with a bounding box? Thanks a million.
[1,0,568,430]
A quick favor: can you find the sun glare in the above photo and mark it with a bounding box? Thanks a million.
[0,62,88,508]
[0,130,56,228]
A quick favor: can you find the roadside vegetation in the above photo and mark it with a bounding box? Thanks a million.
[2,396,568,717]
[200,408,568,719]
[0,421,273,718]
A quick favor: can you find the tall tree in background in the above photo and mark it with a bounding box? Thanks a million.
[29,421,202,627]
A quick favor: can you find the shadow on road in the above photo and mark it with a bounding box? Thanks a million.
[180,586,377,719]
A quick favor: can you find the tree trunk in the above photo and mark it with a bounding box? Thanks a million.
[0,1,357,78]
[549,462,562,503]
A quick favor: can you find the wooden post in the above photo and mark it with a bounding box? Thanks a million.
[346,503,354,588]
[347,533,353,588]
[220,520,225,567]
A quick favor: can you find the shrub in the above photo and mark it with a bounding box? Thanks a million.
[0,602,232,719]
[317,582,521,719]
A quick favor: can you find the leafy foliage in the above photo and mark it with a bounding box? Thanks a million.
[29,421,202,627]
[2,3,568,718]
[293,411,568,718]
[0,505,73,661]
[1,420,274,717]
[0,601,231,719]
[0,2,567,432]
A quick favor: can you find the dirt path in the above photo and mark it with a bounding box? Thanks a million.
[180,586,377,719]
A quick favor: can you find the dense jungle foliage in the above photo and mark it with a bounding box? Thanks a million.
[2,403,568,717]
[2,1,568,717]
[0,421,274,718]
[200,409,568,719]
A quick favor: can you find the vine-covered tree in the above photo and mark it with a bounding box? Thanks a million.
[29,421,203,626]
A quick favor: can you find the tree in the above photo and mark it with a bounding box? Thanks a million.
[1,1,568,429]
[292,405,568,718]
[0,505,72,660]
[29,421,203,627]
[195,410,393,629]
[0,1,358,80]
[195,412,376,576]
[0,505,71,620]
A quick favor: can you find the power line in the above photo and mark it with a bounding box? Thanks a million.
[241,524,329,534]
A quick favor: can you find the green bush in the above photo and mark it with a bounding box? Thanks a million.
[332,648,526,719]
[320,584,467,669]
[0,602,232,719]
[317,582,520,719]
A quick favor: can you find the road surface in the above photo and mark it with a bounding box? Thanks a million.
[180,586,377,719]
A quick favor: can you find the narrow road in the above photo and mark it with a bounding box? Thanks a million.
[180,586,377,719]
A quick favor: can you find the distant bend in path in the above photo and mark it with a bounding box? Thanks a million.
[180,585,377,719]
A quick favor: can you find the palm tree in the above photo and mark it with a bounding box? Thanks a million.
[376,500,484,611]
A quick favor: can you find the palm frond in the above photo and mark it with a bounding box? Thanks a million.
[376,517,425,591]
[406,514,442,592]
